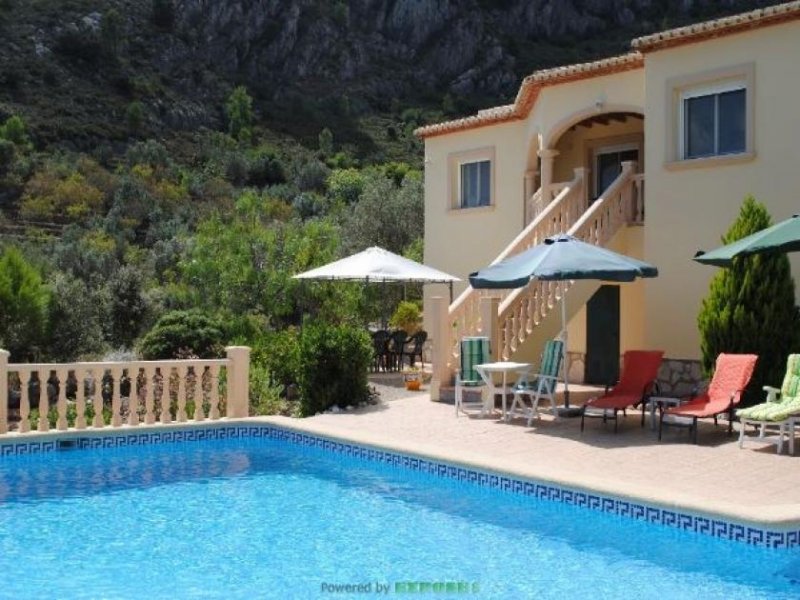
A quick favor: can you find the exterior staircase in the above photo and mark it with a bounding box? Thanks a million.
[429,161,644,399]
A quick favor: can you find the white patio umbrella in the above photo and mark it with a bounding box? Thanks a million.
[293,246,460,326]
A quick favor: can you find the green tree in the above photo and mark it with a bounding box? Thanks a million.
[318,127,334,156]
[327,168,364,204]
[105,265,149,349]
[0,247,49,361]
[181,198,359,327]
[139,310,226,359]
[125,101,145,136]
[698,196,800,405]
[100,8,123,56]
[45,273,105,361]
[1,115,29,147]
[341,169,423,255]
[225,86,253,142]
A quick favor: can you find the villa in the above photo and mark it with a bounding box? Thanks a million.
[417,2,800,399]
[5,4,800,597]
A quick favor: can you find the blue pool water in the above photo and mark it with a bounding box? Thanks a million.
[0,435,798,599]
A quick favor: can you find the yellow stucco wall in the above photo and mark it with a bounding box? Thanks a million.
[422,121,528,329]
[423,18,800,369]
[423,69,646,330]
[553,118,644,184]
[643,21,800,360]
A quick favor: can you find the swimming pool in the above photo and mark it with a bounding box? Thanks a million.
[0,426,798,599]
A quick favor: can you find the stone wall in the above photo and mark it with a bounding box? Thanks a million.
[568,352,703,397]
[566,351,585,384]
[656,358,705,397]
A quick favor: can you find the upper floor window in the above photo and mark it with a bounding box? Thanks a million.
[679,82,746,160]
[460,160,491,208]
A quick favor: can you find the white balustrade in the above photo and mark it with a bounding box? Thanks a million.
[0,348,248,435]
[444,168,586,371]
[495,162,639,361]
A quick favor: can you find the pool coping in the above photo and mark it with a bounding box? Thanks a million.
[255,416,800,532]
[2,417,800,546]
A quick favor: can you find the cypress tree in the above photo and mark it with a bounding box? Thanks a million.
[698,196,800,405]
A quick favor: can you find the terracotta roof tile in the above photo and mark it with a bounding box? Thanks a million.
[417,2,800,139]
[632,1,800,52]
[415,53,643,139]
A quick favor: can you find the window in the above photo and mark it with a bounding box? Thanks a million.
[459,160,491,208]
[680,83,746,160]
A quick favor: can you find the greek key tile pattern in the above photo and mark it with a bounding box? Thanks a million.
[1,424,798,549]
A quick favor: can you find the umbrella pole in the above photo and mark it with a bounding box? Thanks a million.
[449,281,454,305]
[382,279,388,329]
[561,281,570,408]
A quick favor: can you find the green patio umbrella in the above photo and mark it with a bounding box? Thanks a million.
[469,234,658,412]
[694,214,800,266]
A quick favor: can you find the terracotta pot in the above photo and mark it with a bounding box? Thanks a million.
[405,379,421,391]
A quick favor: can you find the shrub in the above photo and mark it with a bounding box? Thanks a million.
[698,196,800,405]
[389,301,422,334]
[45,272,105,362]
[105,265,150,349]
[30,403,112,430]
[0,115,29,146]
[327,168,364,204]
[126,101,145,136]
[295,160,329,192]
[139,310,226,359]
[126,139,171,169]
[224,151,249,185]
[297,322,372,416]
[0,247,49,361]
[249,363,287,416]
[251,328,301,391]
[318,127,334,156]
[225,86,253,142]
[247,148,286,187]
[0,139,14,174]
[292,191,326,219]
[100,8,123,56]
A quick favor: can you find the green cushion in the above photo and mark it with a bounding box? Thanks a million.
[782,354,800,398]
[539,340,564,379]
[460,337,489,383]
[736,354,800,421]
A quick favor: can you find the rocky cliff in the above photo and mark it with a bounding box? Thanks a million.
[0,0,784,149]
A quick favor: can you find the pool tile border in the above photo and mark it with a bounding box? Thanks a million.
[1,423,798,549]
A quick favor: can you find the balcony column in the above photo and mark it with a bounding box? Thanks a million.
[523,169,537,224]
[538,148,559,201]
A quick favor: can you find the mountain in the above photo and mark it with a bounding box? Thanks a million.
[0,0,786,155]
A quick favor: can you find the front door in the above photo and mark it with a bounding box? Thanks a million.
[585,285,620,384]
[594,146,639,200]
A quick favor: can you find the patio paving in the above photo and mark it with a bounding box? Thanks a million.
[265,385,800,527]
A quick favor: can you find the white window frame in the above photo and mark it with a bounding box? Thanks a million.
[447,146,496,212]
[458,159,492,209]
[664,63,755,169]
[678,81,746,160]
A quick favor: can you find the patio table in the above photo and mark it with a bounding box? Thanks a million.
[645,396,686,431]
[474,362,531,420]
